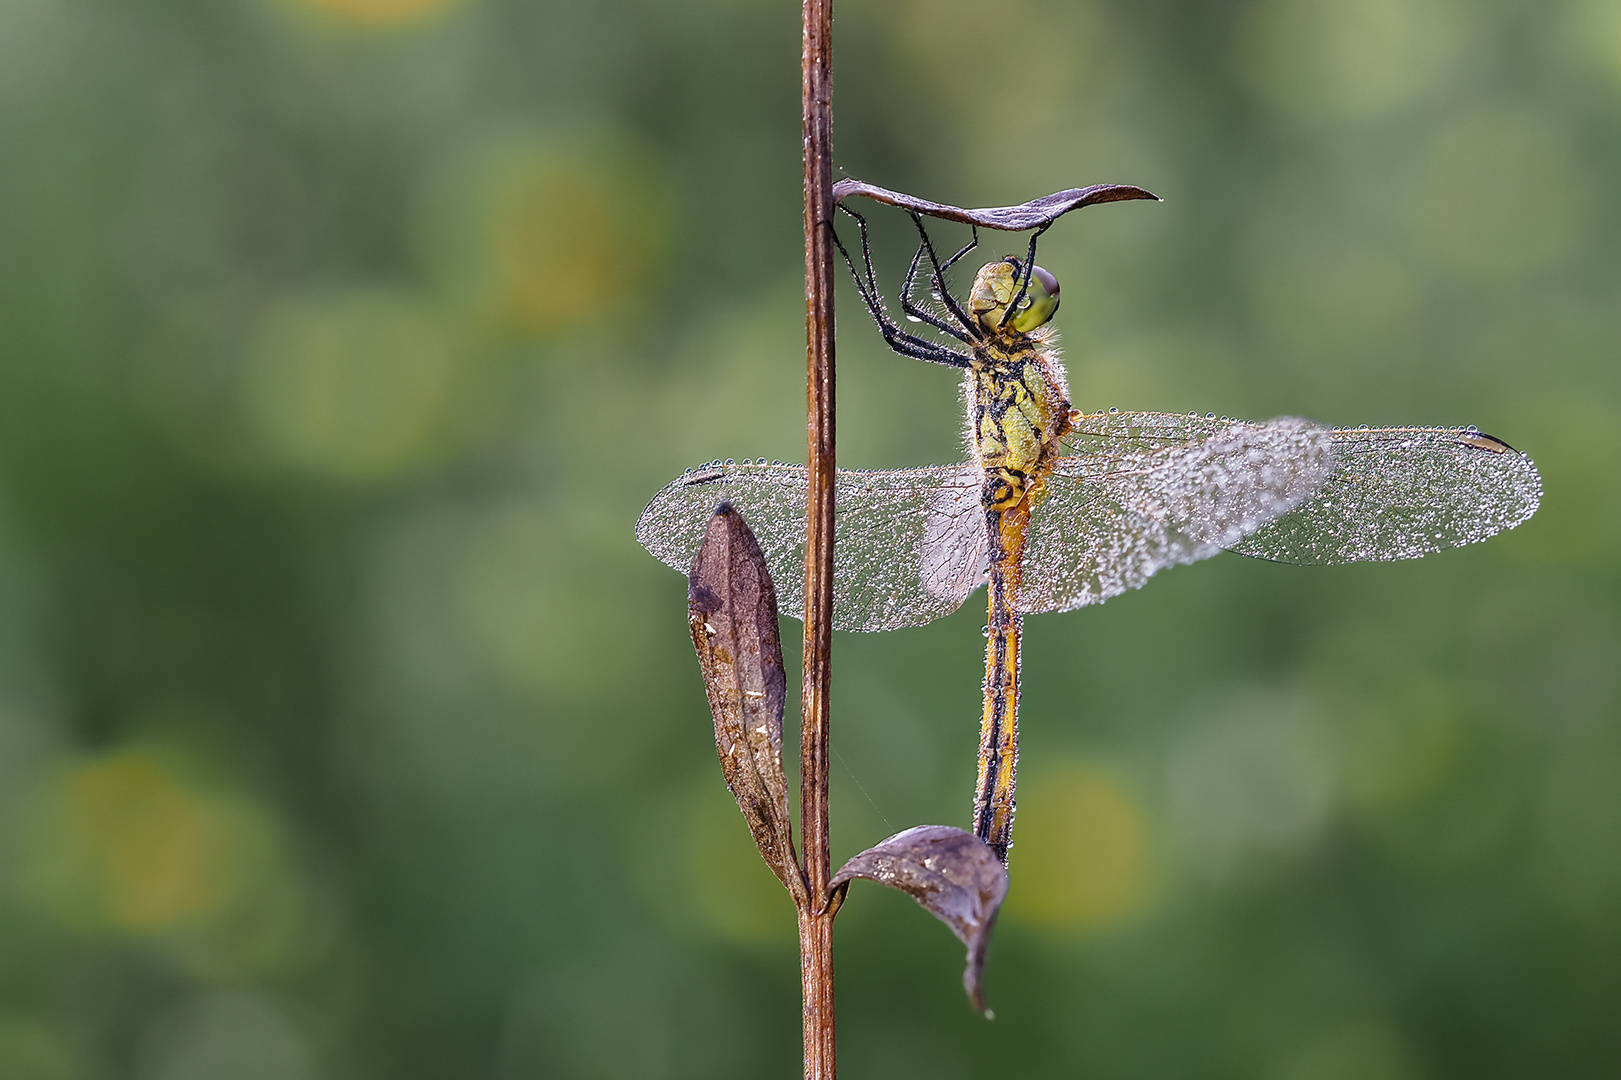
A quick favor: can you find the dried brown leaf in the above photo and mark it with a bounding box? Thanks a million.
[688,503,808,908]
[832,178,1159,231]
[831,825,1008,1015]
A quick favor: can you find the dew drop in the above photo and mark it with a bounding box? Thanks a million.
[725,458,735,466]
[1206,412,1216,420]
[1359,424,1369,431]
[1108,406,1120,414]
[905,314,923,323]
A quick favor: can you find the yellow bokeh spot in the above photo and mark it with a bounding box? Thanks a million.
[293,0,462,27]
[486,161,618,333]
[244,289,456,481]
[16,739,322,972]
[19,748,314,978]
[1006,762,1155,932]
[415,135,666,337]
[40,753,231,932]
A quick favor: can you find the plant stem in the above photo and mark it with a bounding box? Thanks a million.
[797,909,836,1077]
[800,0,836,1077]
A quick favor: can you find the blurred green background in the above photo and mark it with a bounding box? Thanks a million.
[1,0,1618,1076]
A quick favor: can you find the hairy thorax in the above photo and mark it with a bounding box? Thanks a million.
[967,331,1071,513]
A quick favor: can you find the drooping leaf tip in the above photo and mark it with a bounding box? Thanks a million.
[831,825,1008,1012]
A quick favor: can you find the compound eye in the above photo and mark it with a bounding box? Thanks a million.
[1032,264,1059,298]
[1007,263,1060,332]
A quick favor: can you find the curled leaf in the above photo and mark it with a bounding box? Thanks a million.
[831,825,1008,1015]
[689,503,807,908]
[832,177,1159,232]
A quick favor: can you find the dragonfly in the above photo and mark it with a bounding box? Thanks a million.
[637,179,1542,865]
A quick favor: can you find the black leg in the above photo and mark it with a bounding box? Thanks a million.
[907,212,979,337]
[901,238,974,342]
[938,227,979,276]
[998,224,1049,330]
[830,209,974,368]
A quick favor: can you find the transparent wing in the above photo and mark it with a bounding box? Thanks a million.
[1064,408,1261,453]
[1227,426,1542,563]
[635,461,985,632]
[1020,413,1334,614]
[637,418,1542,628]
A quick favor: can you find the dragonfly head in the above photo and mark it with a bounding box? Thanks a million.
[969,258,1060,335]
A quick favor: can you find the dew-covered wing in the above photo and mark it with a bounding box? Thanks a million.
[1019,413,1334,613]
[1227,426,1541,564]
[917,463,990,615]
[636,461,985,632]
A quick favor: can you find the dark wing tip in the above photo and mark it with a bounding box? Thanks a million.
[1457,430,1519,455]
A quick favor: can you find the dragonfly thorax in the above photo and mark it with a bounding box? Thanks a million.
[967,334,1072,513]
